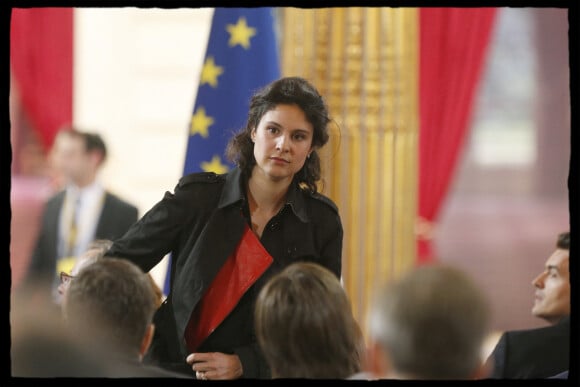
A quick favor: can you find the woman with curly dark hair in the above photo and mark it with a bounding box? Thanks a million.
[105,76,343,380]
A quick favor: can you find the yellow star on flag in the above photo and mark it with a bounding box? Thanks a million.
[201,155,229,174]
[190,107,214,138]
[226,17,257,49]
[200,56,224,88]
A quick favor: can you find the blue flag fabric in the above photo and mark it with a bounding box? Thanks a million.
[163,7,281,296]
[183,7,281,175]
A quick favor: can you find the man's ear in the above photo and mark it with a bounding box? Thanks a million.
[139,324,155,360]
[366,339,391,379]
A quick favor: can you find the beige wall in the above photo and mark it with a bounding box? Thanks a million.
[73,8,214,288]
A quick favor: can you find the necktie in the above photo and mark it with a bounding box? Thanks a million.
[56,193,81,290]
[66,194,81,258]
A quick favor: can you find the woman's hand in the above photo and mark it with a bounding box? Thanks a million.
[186,352,243,380]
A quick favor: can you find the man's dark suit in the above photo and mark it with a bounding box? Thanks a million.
[486,316,570,379]
[27,190,139,283]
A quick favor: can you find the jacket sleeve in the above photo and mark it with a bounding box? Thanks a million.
[115,202,139,235]
[105,184,194,273]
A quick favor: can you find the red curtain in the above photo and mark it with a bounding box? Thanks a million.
[417,8,497,263]
[10,8,74,152]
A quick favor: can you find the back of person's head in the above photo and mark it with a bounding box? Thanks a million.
[255,261,361,379]
[367,264,490,380]
[57,239,113,303]
[87,238,114,254]
[61,240,163,311]
[63,257,157,359]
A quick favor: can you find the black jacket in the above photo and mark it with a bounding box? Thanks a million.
[485,315,570,379]
[105,167,343,378]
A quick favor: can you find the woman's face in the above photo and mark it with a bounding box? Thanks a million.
[251,104,314,183]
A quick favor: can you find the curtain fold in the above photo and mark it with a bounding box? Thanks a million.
[418,7,497,263]
[10,8,74,151]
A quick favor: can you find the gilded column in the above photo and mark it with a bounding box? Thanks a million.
[280,7,419,340]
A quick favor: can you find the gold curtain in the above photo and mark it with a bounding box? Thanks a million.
[280,7,419,341]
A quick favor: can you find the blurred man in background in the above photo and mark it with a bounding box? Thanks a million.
[25,127,139,303]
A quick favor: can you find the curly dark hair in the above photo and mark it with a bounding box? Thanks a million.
[226,76,331,193]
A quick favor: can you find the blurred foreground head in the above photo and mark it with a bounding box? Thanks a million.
[62,257,157,361]
[367,264,491,380]
[57,239,113,303]
[255,261,361,379]
[11,281,112,377]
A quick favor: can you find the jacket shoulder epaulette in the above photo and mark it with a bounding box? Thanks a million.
[176,172,223,189]
[309,191,339,214]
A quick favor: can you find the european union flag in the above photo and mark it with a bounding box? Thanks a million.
[163,7,281,296]
[183,7,281,175]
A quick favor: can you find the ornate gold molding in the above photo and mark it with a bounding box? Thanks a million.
[281,7,419,341]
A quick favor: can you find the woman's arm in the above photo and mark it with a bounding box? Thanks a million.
[105,175,211,272]
[105,193,182,272]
